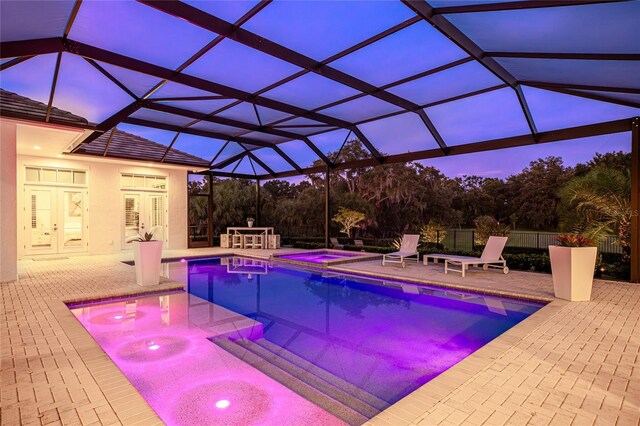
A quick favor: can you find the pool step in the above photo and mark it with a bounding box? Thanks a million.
[213,338,371,426]
[236,339,382,418]
[252,338,388,411]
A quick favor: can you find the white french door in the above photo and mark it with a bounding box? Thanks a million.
[26,186,87,255]
[122,192,167,249]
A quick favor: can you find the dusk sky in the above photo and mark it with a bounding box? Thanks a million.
[419,132,632,179]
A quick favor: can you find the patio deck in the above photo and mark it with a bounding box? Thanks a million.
[1,248,638,426]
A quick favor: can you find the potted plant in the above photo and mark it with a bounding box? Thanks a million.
[549,233,597,301]
[132,232,163,286]
[247,217,255,228]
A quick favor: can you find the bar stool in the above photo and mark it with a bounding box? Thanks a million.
[243,234,254,249]
[232,234,243,249]
[252,234,264,249]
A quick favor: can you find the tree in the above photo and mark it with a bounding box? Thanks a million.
[505,157,572,230]
[332,208,366,238]
[559,166,632,257]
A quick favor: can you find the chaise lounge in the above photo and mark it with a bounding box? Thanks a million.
[424,236,509,277]
[382,234,420,268]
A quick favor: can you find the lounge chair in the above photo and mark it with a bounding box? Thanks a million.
[330,237,344,249]
[424,236,509,277]
[382,234,420,268]
[354,239,365,252]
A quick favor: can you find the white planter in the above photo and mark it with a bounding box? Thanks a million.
[133,241,163,286]
[549,245,597,301]
[247,220,254,228]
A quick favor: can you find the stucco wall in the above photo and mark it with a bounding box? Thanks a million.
[17,155,188,258]
[0,121,18,282]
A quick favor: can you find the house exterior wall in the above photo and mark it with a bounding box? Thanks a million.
[0,121,18,282]
[17,154,188,258]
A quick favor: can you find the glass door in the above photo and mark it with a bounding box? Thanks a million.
[59,190,85,252]
[148,194,166,243]
[26,187,87,254]
[123,192,167,249]
[26,187,56,254]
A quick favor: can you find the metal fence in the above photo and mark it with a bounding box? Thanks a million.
[440,229,623,254]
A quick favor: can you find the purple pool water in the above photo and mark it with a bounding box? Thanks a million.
[277,250,359,264]
[69,257,543,424]
[187,258,543,404]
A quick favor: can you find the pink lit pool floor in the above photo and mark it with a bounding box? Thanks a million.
[70,292,346,426]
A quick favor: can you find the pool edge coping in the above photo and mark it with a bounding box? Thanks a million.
[47,281,185,425]
[50,256,560,426]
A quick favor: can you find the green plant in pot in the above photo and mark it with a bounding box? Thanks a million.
[549,233,597,301]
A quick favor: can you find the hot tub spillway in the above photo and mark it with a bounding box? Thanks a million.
[212,336,388,425]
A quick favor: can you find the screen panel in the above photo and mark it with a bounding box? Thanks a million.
[521,86,640,133]
[262,72,361,110]
[446,2,640,54]
[387,61,502,106]
[572,90,640,106]
[277,140,322,168]
[171,133,228,161]
[184,0,260,23]
[358,112,439,155]
[184,39,301,93]
[189,121,248,137]
[329,21,468,87]
[250,148,296,173]
[211,142,246,166]
[425,88,531,146]
[94,62,163,98]
[130,108,196,127]
[240,131,289,144]
[54,54,134,123]
[421,131,630,180]
[229,156,256,175]
[149,82,220,99]
[0,53,57,104]
[117,124,177,146]
[155,99,235,115]
[319,96,402,123]
[308,129,354,160]
[215,102,260,126]
[69,1,213,69]
[242,0,415,61]
[1,0,75,42]
[495,58,640,90]
[255,106,295,125]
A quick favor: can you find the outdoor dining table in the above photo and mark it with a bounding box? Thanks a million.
[226,227,275,249]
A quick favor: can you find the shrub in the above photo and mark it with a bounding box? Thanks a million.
[554,233,595,247]
[420,222,447,244]
[473,216,509,245]
[292,242,325,250]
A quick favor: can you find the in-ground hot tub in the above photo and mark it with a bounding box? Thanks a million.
[272,249,381,267]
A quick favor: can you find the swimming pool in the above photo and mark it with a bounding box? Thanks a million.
[70,257,543,425]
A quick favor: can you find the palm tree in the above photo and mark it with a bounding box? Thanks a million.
[559,166,631,257]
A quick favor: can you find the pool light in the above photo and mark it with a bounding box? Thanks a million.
[114,315,123,320]
[148,343,160,351]
[215,399,230,409]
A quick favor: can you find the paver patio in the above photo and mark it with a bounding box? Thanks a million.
[1,249,638,426]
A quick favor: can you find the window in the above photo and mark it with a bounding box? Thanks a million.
[25,167,87,185]
[121,173,167,190]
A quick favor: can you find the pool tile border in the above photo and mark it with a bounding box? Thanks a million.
[328,264,555,303]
